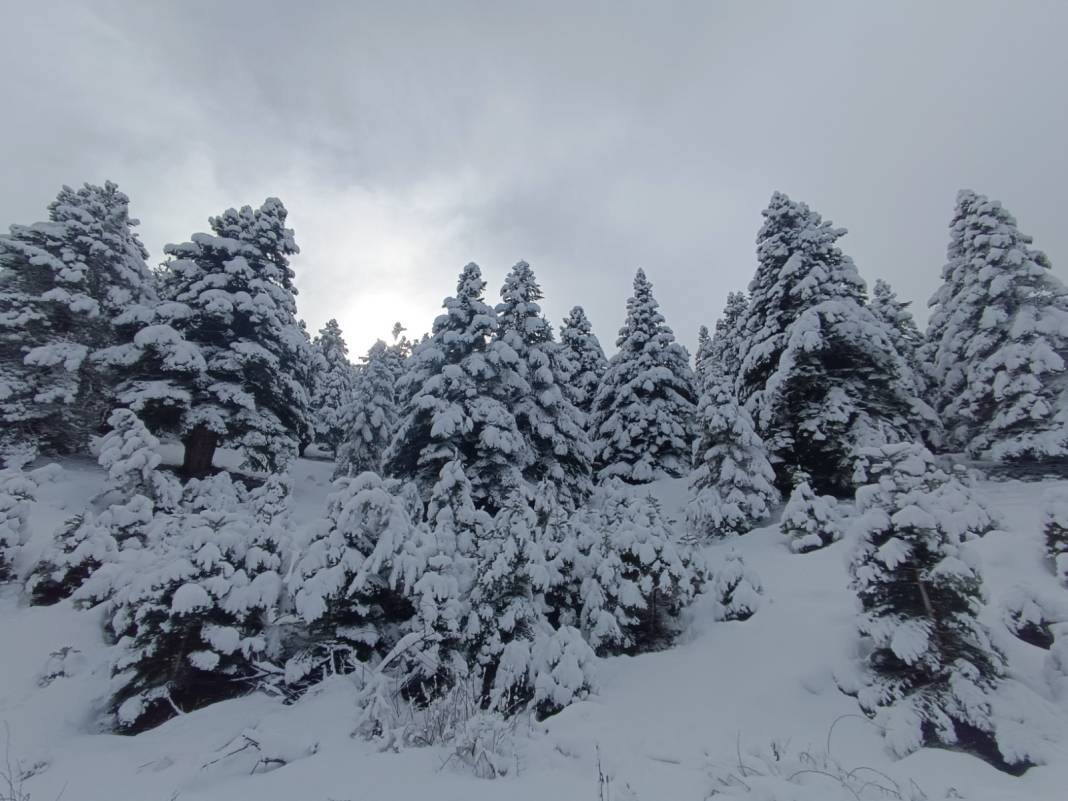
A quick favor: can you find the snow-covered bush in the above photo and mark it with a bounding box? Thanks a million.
[848,442,1018,768]
[1043,488,1068,585]
[573,481,705,655]
[285,472,421,689]
[0,466,36,581]
[1001,586,1063,649]
[711,548,763,622]
[688,370,778,539]
[781,482,841,553]
[28,494,155,605]
[106,501,283,732]
[97,408,162,498]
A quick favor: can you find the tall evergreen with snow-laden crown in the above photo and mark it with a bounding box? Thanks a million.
[735,192,923,495]
[0,181,156,459]
[335,339,396,478]
[558,305,608,417]
[385,263,530,511]
[709,291,749,386]
[99,198,312,476]
[589,269,697,483]
[310,318,355,453]
[923,190,1068,461]
[496,261,593,510]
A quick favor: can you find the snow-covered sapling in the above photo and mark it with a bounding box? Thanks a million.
[712,548,763,622]
[781,482,841,553]
[849,442,1018,768]
[1044,488,1068,586]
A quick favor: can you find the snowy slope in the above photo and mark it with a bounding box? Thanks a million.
[2,460,1067,801]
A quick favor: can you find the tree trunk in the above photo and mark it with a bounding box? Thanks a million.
[182,425,218,478]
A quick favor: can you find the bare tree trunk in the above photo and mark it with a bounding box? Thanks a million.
[182,425,218,478]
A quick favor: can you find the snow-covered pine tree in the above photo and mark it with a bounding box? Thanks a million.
[535,479,582,628]
[0,181,156,457]
[286,472,421,688]
[711,548,763,622]
[781,481,842,553]
[496,262,593,510]
[335,340,396,479]
[849,442,1015,766]
[709,291,749,386]
[310,319,355,453]
[687,370,779,539]
[558,305,608,417]
[100,198,312,476]
[0,466,35,581]
[106,501,283,732]
[589,269,697,483]
[924,190,1068,461]
[573,481,703,654]
[1044,489,1068,586]
[735,193,921,495]
[385,264,530,511]
[694,325,714,387]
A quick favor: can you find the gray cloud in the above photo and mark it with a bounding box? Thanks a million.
[3,0,1066,355]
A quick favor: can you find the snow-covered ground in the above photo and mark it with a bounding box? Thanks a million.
[2,456,1067,801]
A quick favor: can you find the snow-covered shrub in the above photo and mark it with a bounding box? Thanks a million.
[97,408,162,499]
[285,472,421,689]
[687,370,778,539]
[0,466,36,581]
[574,480,705,655]
[848,442,1018,768]
[28,494,155,605]
[711,548,763,622]
[781,482,841,553]
[182,471,245,513]
[106,501,283,732]
[1043,488,1068,585]
[529,624,597,718]
[1001,585,1063,649]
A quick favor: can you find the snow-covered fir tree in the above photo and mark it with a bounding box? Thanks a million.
[385,264,530,510]
[1044,488,1068,586]
[310,319,355,453]
[558,305,607,417]
[687,370,779,539]
[286,472,422,687]
[106,501,283,732]
[0,466,35,581]
[711,548,763,622]
[335,340,396,479]
[496,261,593,510]
[781,481,842,553]
[100,198,312,476]
[735,192,922,495]
[573,481,704,654]
[0,181,155,457]
[694,325,713,386]
[924,190,1068,461]
[589,269,697,483]
[709,291,749,386]
[849,442,1015,765]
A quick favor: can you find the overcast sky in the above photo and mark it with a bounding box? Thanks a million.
[3,1,1066,356]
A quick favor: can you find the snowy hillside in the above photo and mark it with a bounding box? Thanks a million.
[2,454,1067,801]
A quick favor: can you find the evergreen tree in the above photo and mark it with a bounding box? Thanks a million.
[286,472,421,687]
[385,264,530,510]
[106,502,283,732]
[558,305,608,416]
[0,181,155,456]
[735,193,920,495]
[310,319,355,453]
[781,481,842,553]
[496,262,593,510]
[924,190,1068,460]
[694,325,714,387]
[335,340,396,478]
[687,370,779,539]
[710,291,749,385]
[589,269,697,483]
[711,548,763,622]
[849,442,1014,765]
[100,198,312,476]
